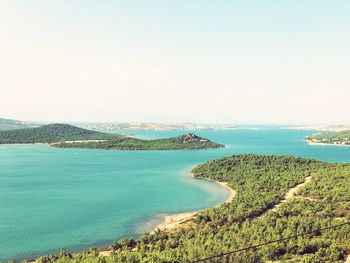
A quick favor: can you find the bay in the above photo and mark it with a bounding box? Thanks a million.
[1,128,349,261]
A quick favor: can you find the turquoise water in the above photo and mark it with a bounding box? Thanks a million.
[1,129,350,261]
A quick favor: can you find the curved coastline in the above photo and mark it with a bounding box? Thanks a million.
[95,173,236,258]
[25,167,236,261]
[151,174,236,233]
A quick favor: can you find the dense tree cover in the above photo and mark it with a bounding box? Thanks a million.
[192,155,316,223]
[52,133,224,150]
[0,124,118,144]
[12,155,350,263]
[307,131,350,145]
[299,164,350,203]
[0,125,223,150]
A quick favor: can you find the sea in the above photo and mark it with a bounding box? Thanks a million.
[1,128,350,261]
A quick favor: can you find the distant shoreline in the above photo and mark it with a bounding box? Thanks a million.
[285,125,350,132]
[306,140,350,147]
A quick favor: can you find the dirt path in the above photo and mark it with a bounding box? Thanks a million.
[271,176,312,211]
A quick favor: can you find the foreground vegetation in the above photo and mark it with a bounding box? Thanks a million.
[19,155,350,263]
[307,131,350,145]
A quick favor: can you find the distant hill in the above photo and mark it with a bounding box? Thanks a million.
[0,117,39,131]
[0,125,224,150]
[0,123,118,144]
[52,132,224,150]
[287,124,350,132]
[78,122,241,131]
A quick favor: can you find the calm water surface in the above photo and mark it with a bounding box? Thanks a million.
[1,129,350,260]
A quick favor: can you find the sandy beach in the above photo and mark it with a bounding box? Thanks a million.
[152,177,236,233]
[306,140,350,147]
[95,177,236,258]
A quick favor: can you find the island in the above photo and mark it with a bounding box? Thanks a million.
[0,123,224,150]
[306,130,350,146]
[27,154,350,263]
[0,123,118,144]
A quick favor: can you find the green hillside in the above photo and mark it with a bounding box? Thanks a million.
[52,132,224,150]
[30,155,350,263]
[0,125,223,150]
[0,123,118,144]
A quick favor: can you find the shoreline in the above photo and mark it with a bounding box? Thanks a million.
[25,170,236,261]
[306,140,350,147]
[0,142,225,151]
[151,176,236,233]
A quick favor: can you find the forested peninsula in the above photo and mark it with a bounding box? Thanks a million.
[25,154,350,263]
[0,124,224,150]
[306,131,350,146]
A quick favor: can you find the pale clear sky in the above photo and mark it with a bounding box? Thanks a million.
[1,1,349,124]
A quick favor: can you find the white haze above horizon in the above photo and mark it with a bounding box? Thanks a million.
[1,1,349,125]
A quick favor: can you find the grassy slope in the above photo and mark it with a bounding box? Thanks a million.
[30,155,350,263]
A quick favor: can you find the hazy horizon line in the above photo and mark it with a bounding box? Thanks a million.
[2,116,349,127]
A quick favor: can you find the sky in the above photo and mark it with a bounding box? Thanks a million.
[0,1,349,125]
